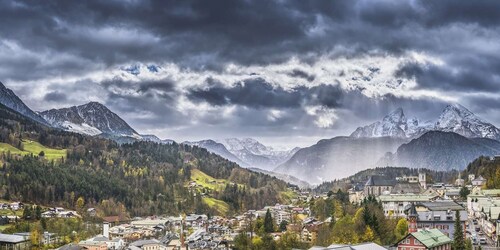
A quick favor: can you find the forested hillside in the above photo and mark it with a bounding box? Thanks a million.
[463,156,500,188]
[0,103,290,217]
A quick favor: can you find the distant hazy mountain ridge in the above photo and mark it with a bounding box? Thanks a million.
[277,104,500,183]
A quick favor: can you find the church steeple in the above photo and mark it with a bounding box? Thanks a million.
[407,202,418,233]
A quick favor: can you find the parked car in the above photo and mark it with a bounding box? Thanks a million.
[475,227,481,232]
[472,237,477,245]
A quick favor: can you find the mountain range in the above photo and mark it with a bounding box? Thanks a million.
[276,105,500,184]
[183,138,300,171]
[350,104,500,140]
[2,81,500,185]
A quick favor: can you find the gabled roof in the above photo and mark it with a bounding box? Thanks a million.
[405,229,452,248]
[365,175,396,187]
[392,182,423,194]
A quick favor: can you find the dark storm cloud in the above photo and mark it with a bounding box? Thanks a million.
[395,54,500,92]
[188,78,344,109]
[1,0,500,78]
[43,91,67,102]
[1,0,500,144]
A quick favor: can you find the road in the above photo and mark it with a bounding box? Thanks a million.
[467,217,499,249]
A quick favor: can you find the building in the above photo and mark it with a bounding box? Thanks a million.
[273,210,291,226]
[364,175,396,197]
[409,201,467,237]
[395,228,452,250]
[396,175,419,183]
[472,176,486,186]
[378,194,439,217]
[309,242,387,249]
[78,240,107,250]
[419,173,427,190]
[128,239,163,250]
[391,182,423,194]
[86,236,125,249]
[0,234,31,250]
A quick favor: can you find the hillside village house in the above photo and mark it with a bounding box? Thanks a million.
[472,176,487,186]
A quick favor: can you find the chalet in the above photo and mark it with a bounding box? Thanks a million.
[395,228,452,250]
[364,175,396,197]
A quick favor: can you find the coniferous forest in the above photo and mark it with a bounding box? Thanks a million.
[0,103,290,217]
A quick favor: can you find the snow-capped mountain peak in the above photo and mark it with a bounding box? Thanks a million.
[40,102,139,137]
[350,104,500,140]
[435,104,500,139]
[350,107,408,138]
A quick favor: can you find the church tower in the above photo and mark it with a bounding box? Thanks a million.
[419,172,427,189]
[407,202,418,233]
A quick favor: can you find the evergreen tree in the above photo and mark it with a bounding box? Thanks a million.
[279,220,288,232]
[233,232,251,250]
[264,209,274,233]
[22,206,32,220]
[459,186,470,200]
[453,210,465,250]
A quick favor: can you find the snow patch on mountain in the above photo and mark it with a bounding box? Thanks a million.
[61,121,102,136]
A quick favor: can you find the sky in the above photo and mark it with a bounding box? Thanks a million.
[1,0,500,148]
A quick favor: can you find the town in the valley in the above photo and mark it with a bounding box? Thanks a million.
[0,162,497,250]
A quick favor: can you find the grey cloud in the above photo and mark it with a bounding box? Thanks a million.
[187,78,344,109]
[1,0,500,146]
[43,91,67,102]
[1,0,500,80]
[395,55,500,92]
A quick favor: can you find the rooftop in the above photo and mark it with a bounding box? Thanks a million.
[417,201,464,211]
[378,194,437,202]
[0,234,28,243]
[411,229,452,248]
[365,175,396,187]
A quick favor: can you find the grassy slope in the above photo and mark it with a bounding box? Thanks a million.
[190,168,241,191]
[189,169,231,213]
[202,197,229,214]
[0,140,66,161]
